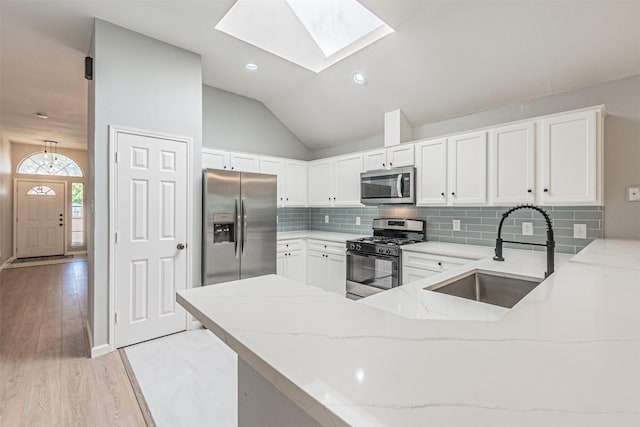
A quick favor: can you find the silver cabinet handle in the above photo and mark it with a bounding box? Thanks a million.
[241,198,247,256]
[235,198,240,258]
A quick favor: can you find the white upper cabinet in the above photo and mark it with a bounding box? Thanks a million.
[387,144,414,168]
[228,152,259,172]
[333,153,364,206]
[364,149,387,171]
[490,122,536,205]
[308,154,363,207]
[202,149,229,170]
[416,138,448,205]
[259,157,308,207]
[203,149,259,172]
[308,159,334,206]
[284,160,308,206]
[540,110,599,205]
[448,131,487,205]
[259,156,286,205]
[363,145,414,171]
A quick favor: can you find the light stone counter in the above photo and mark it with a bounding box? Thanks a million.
[278,230,367,243]
[177,239,640,427]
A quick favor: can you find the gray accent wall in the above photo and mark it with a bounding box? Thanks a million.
[307,75,640,239]
[88,19,202,348]
[0,130,11,266]
[277,206,603,255]
[203,85,310,160]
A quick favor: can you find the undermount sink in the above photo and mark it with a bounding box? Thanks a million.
[427,271,542,309]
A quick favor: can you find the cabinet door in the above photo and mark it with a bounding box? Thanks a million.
[490,122,535,205]
[286,250,306,283]
[284,160,308,206]
[448,131,487,205]
[402,266,440,286]
[326,253,346,296]
[387,144,414,168]
[202,149,229,170]
[306,250,326,289]
[540,111,597,205]
[415,139,448,205]
[260,157,286,206]
[276,252,285,276]
[308,160,334,206]
[228,152,259,172]
[364,149,387,171]
[334,154,363,206]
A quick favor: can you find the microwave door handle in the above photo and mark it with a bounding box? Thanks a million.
[397,174,402,196]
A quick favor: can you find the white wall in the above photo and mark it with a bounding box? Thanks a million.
[203,85,310,160]
[309,75,640,239]
[0,131,12,266]
[88,19,202,349]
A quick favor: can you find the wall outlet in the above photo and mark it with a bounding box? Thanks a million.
[355,216,361,225]
[574,224,587,239]
[627,186,640,202]
[452,219,461,231]
[324,215,329,224]
[522,222,533,236]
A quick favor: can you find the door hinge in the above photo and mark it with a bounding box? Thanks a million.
[114,152,118,163]
[115,312,118,324]
[115,232,118,243]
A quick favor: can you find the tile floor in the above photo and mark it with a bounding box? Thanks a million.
[124,328,238,427]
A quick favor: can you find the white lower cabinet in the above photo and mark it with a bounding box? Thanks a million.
[276,239,306,283]
[306,240,346,296]
[402,251,475,285]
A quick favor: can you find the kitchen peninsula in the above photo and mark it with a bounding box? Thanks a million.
[177,239,640,426]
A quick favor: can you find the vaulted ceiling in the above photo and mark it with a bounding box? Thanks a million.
[1,1,639,151]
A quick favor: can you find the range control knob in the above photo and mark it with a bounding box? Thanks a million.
[356,244,362,251]
[349,243,355,250]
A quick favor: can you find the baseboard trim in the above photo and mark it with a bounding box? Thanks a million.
[91,343,110,358]
[0,256,16,271]
[85,319,110,358]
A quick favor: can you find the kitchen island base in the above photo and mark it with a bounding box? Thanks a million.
[239,359,320,427]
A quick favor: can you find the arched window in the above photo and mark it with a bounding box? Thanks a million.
[17,152,83,177]
[27,185,57,196]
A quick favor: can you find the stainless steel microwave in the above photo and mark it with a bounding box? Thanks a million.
[360,167,415,205]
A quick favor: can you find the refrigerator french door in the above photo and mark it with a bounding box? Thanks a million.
[202,169,277,285]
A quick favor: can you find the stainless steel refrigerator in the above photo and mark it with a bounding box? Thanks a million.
[202,169,277,285]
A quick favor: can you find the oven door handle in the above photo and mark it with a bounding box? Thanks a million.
[346,251,398,262]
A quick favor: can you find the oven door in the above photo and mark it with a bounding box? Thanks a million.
[346,251,399,299]
[360,167,414,205]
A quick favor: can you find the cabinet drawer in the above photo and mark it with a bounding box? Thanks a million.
[307,239,345,255]
[402,251,472,272]
[277,239,304,253]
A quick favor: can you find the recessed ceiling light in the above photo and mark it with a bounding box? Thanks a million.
[245,63,258,71]
[352,72,367,85]
[34,112,48,119]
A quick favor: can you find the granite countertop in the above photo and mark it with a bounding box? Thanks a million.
[177,239,640,426]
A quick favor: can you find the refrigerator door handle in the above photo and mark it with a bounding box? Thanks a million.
[235,198,240,258]
[241,198,247,256]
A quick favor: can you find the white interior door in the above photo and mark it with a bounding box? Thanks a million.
[114,129,189,348]
[15,181,65,258]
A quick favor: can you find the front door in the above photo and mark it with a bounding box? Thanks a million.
[15,181,65,258]
[113,129,189,348]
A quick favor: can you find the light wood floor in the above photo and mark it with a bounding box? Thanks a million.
[0,260,146,426]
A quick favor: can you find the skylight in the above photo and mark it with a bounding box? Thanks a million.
[215,0,394,73]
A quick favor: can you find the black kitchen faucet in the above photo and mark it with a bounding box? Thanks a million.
[493,204,555,278]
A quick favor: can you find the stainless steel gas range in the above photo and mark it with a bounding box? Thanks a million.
[345,218,426,300]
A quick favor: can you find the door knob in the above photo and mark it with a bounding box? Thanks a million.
[177,243,185,250]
